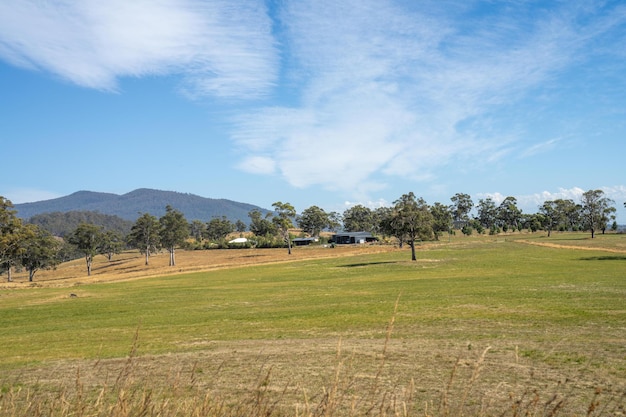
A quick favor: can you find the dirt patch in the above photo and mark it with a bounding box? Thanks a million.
[517,239,626,254]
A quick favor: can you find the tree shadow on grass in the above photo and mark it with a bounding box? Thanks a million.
[579,255,626,261]
[338,261,398,268]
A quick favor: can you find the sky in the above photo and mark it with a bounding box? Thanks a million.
[1,0,625,221]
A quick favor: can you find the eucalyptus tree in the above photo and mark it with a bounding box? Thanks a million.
[373,206,394,239]
[430,202,453,240]
[248,209,276,236]
[497,196,522,232]
[379,205,405,247]
[450,193,473,225]
[392,192,434,261]
[342,205,375,232]
[99,230,125,261]
[128,213,161,265]
[205,216,235,241]
[68,223,104,276]
[581,190,615,238]
[0,197,28,281]
[539,201,560,237]
[475,198,498,232]
[159,205,189,266]
[553,199,581,231]
[327,211,342,233]
[235,219,247,234]
[297,205,329,237]
[272,201,296,255]
[523,213,542,233]
[20,224,60,282]
[189,220,206,242]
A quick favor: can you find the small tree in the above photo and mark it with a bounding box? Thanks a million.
[249,209,276,237]
[581,190,614,238]
[68,223,104,276]
[99,230,125,261]
[0,197,28,282]
[392,192,434,261]
[342,205,375,232]
[539,201,560,237]
[20,225,60,282]
[450,193,473,226]
[497,196,522,232]
[235,219,247,234]
[430,202,453,241]
[475,198,497,231]
[205,216,235,242]
[298,206,329,237]
[327,211,342,233]
[189,220,206,242]
[128,213,161,265]
[159,206,189,266]
[272,202,296,255]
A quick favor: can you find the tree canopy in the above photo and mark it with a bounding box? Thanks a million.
[159,205,189,266]
[67,223,104,276]
[272,202,296,255]
[128,213,161,266]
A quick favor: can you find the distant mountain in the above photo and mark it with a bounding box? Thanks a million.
[14,189,270,223]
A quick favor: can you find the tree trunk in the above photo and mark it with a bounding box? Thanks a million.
[287,238,292,255]
[410,241,416,261]
[169,248,175,266]
[7,267,12,282]
[145,246,150,265]
[86,255,92,276]
[29,268,36,282]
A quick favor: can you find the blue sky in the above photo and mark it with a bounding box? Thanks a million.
[1,0,625,221]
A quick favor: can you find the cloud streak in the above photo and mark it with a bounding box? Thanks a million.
[1,0,624,204]
[0,0,277,98]
[232,0,626,198]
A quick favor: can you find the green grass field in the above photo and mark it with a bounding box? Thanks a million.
[1,233,625,416]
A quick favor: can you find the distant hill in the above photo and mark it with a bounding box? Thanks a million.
[14,189,270,224]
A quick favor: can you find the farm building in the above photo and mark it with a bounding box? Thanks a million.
[292,237,319,246]
[330,232,377,244]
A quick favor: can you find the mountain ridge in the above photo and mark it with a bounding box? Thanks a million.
[13,188,270,223]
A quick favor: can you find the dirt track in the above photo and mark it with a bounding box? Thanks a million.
[517,239,626,254]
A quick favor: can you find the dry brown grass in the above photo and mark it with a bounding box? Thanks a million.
[5,244,396,288]
[3,324,624,416]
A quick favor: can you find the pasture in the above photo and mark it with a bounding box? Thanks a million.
[0,233,625,416]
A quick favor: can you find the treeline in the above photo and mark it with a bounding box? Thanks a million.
[1,190,622,280]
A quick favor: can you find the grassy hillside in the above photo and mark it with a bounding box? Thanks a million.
[1,233,624,416]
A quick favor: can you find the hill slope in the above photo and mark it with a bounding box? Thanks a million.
[14,188,269,223]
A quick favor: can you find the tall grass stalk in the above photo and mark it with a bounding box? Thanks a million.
[1,336,624,416]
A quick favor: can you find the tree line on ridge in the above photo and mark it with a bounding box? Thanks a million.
[0,190,622,280]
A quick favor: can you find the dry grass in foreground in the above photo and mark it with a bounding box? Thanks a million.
[2,327,624,416]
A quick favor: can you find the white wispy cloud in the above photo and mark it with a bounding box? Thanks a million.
[0,0,277,98]
[519,138,562,158]
[232,0,624,199]
[2,0,624,205]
